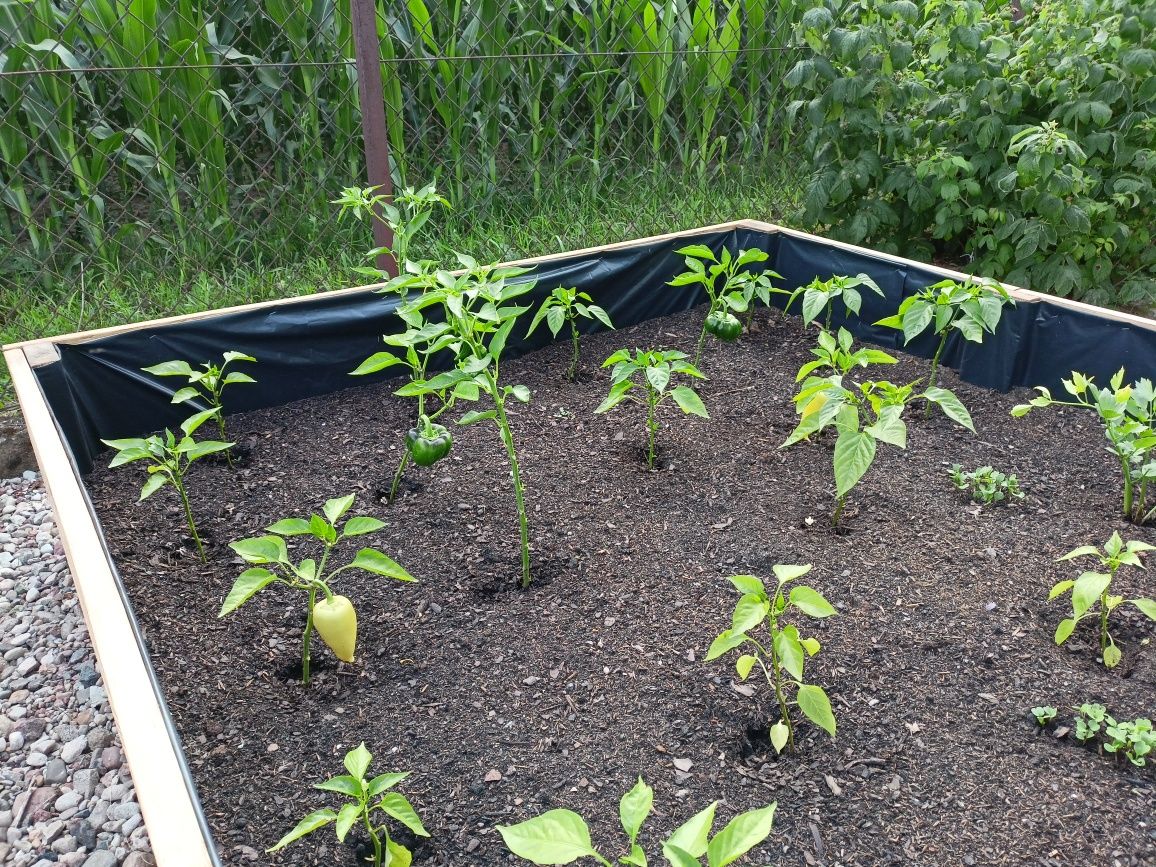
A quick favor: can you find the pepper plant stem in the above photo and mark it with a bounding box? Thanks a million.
[694,322,708,369]
[174,478,206,561]
[490,384,531,588]
[924,332,948,418]
[302,586,317,686]
[365,812,383,867]
[568,319,580,381]
[832,493,847,528]
[759,631,795,751]
[388,450,411,503]
[645,388,659,470]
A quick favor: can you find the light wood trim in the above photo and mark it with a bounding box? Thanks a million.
[735,219,1156,333]
[3,345,215,867]
[4,220,748,357]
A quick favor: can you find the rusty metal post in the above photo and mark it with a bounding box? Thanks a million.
[349,0,397,276]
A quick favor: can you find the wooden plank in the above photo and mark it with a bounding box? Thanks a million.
[3,346,216,867]
[4,220,747,355]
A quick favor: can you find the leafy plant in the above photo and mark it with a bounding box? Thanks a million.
[667,244,781,366]
[268,742,428,866]
[706,565,837,754]
[1049,531,1156,669]
[1073,704,1155,766]
[1075,703,1109,742]
[496,776,776,866]
[783,273,883,331]
[219,494,415,684]
[875,278,1014,395]
[796,327,897,380]
[395,256,537,588]
[950,465,1023,505]
[100,408,231,561]
[141,351,256,467]
[333,182,449,277]
[1012,370,1156,523]
[1031,706,1058,727]
[594,348,708,469]
[526,286,615,380]
[784,333,975,524]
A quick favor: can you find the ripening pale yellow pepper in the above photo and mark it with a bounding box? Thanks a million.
[313,595,357,662]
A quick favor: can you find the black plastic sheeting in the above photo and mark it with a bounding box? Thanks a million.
[33,225,1156,477]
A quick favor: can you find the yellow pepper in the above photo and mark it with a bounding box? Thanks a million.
[313,595,357,662]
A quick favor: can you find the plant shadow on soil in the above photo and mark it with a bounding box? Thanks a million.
[86,305,1156,866]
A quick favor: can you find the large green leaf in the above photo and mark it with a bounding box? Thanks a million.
[335,802,360,842]
[350,549,417,582]
[731,594,769,634]
[1072,571,1111,618]
[664,801,717,860]
[833,429,877,497]
[923,387,975,432]
[773,628,804,681]
[218,568,277,616]
[671,385,709,418]
[344,742,372,779]
[705,803,777,867]
[618,777,653,843]
[789,586,837,618]
[377,792,429,837]
[496,810,605,864]
[796,684,836,736]
[229,535,288,565]
[267,808,336,852]
[864,405,906,449]
[705,629,747,661]
[1131,597,1156,620]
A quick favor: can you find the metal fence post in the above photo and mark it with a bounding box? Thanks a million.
[350,0,397,276]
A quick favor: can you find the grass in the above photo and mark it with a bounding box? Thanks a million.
[1,161,802,409]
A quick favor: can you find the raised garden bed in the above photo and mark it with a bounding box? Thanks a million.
[6,222,1156,866]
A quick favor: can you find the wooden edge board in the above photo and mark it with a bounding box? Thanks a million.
[3,345,216,867]
[4,220,750,357]
[736,220,1156,333]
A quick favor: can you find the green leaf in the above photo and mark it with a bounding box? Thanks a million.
[170,386,201,405]
[343,516,386,537]
[728,575,765,596]
[772,564,812,584]
[789,586,837,618]
[774,629,804,681]
[266,518,314,536]
[735,654,757,680]
[343,742,372,780]
[663,844,700,867]
[1048,579,1075,600]
[350,549,417,582]
[459,409,498,425]
[377,792,429,837]
[1057,545,1100,562]
[923,387,975,432]
[139,473,168,501]
[230,535,288,565]
[769,721,789,754]
[646,364,671,394]
[864,406,906,448]
[181,407,221,437]
[1131,598,1156,620]
[218,568,277,616]
[731,594,769,634]
[796,684,837,736]
[367,772,409,797]
[386,838,413,867]
[335,802,360,843]
[705,629,748,661]
[675,244,717,261]
[901,301,934,343]
[619,778,653,843]
[510,384,531,403]
[671,386,709,418]
[182,440,233,461]
[323,494,356,525]
[496,810,603,864]
[1072,571,1111,618]
[1054,617,1077,645]
[833,429,877,497]
[266,809,336,852]
[664,802,717,860]
[351,351,405,376]
[315,774,361,797]
[705,803,777,867]
[1103,644,1122,669]
[142,359,195,377]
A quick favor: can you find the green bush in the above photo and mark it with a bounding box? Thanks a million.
[785,0,1156,308]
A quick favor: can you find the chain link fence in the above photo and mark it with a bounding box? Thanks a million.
[1,0,808,390]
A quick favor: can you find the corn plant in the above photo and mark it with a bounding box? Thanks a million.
[783,274,884,331]
[875,278,1014,398]
[269,743,428,866]
[1050,532,1156,669]
[621,0,677,162]
[141,352,256,468]
[100,409,231,561]
[526,286,615,380]
[668,244,780,366]
[681,0,742,175]
[497,777,776,866]
[397,256,537,588]
[707,565,837,753]
[595,349,708,469]
[1012,370,1156,523]
[221,494,415,685]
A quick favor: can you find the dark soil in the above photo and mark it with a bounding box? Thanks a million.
[86,305,1156,867]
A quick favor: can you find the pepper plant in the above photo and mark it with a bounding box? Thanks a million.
[333,182,448,279]
[1049,532,1156,669]
[667,244,782,366]
[526,285,615,380]
[706,565,836,754]
[220,494,416,684]
[1012,370,1156,523]
[497,776,776,866]
[101,408,231,561]
[783,273,883,331]
[594,348,708,470]
[269,742,428,866]
[796,327,897,380]
[874,278,1013,406]
[141,351,256,467]
[395,256,538,588]
[784,363,974,525]
[950,465,1023,505]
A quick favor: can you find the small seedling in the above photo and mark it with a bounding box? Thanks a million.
[668,244,782,366]
[595,348,708,469]
[1075,703,1109,742]
[526,286,614,380]
[220,494,415,684]
[706,565,837,753]
[1031,706,1057,726]
[875,278,1013,398]
[1050,531,1156,669]
[783,273,884,331]
[101,408,232,561]
[1104,717,1155,766]
[269,742,428,866]
[950,465,1023,504]
[1012,370,1156,523]
[496,776,776,866]
[141,351,256,467]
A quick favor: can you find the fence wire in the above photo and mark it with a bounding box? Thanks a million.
[1,1,809,338]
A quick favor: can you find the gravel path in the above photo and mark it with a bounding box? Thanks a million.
[1,472,153,866]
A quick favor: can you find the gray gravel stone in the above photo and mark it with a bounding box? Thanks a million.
[82,851,118,867]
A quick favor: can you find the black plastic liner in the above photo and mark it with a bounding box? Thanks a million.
[32,226,1156,476]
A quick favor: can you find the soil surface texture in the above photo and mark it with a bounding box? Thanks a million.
[86,305,1156,867]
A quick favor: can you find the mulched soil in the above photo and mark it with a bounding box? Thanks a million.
[85,305,1156,867]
